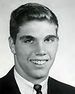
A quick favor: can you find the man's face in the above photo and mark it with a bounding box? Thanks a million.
[9,20,59,83]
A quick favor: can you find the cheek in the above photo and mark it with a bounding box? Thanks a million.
[15,45,34,60]
[46,43,58,57]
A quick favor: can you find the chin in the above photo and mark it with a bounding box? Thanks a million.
[32,71,48,80]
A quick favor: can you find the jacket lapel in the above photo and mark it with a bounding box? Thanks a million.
[47,77,51,94]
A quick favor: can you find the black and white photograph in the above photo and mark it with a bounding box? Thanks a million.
[0,0,75,94]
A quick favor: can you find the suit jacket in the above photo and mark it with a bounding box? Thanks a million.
[0,67,75,94]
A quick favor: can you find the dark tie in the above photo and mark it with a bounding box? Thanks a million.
[34,84,42,94]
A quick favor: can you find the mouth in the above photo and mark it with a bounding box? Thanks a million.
[29,59,49,65]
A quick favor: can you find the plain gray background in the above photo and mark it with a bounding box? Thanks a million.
[0,0,75,86]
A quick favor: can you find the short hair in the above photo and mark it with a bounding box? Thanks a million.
[10,3,59,43]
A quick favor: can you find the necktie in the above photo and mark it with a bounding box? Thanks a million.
[34,84,42,94]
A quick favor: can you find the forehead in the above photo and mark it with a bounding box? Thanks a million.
[18,20,57,38]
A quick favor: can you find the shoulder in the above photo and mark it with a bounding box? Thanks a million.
[0,67,16,91]
[48,77,75,94]
[0,67,14,83]
[0,67,21,94]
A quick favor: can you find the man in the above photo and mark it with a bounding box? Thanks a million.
[0,2,75,94]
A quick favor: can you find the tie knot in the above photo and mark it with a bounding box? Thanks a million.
[34,84,42,93]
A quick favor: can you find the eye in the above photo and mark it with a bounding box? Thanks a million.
[20,36,35,44]
[23,39,34,44]
[44,35,58,43]
[45,37,55,42]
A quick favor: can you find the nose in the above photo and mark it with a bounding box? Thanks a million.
[35,41,46,56]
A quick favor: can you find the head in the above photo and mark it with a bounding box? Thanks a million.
[9,3,59,84]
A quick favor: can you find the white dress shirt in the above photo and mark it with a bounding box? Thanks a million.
[14,69,48,94]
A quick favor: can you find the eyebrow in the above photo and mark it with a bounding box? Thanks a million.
[20,35,35,40]
[44,35,59,39]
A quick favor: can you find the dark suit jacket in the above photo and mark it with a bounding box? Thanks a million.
[0,67,75,94]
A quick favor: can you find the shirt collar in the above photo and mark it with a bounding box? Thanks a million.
[14,68,34,87]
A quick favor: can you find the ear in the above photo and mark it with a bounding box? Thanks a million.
[8,37,16,54]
